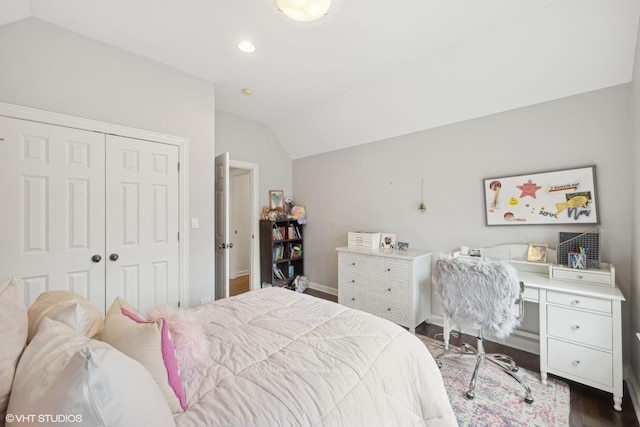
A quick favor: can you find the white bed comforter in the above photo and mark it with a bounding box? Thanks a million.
[175,288,456,427]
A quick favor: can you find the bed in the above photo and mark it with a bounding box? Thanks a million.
[2,279,456,427]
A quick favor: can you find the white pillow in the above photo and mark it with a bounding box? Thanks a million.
[0,277,27,425]
[6,318,175,427]
[102,297,186,413]
[27,290,104,343]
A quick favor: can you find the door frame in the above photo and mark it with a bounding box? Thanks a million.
[229,159,260,291]
[0,101,190,308]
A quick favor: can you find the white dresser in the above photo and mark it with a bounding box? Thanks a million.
[336,246,431,333]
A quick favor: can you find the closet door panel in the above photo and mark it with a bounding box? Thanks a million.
[105,135,179,314]
[0,116,106,312]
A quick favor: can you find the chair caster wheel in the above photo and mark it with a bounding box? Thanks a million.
[436,361,442,369]
[511,366,519,372]
[524,396,534,404]
[465,392,475,400]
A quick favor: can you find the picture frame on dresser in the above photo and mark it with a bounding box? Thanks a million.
[380,233,396,249]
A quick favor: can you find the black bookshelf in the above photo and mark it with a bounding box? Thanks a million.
[259,219,304,288]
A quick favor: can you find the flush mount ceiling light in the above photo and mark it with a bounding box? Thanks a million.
[275,0,332,22]
[237,40,256,53]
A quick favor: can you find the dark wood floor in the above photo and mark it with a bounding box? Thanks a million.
[305,289,639,427]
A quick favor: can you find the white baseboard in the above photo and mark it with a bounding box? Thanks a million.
[627,370,640,424]
[308,281,338,297]
[429,314,540,355]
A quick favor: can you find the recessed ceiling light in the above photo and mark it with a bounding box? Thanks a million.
[237,40,256,53]
[242,88,254,96]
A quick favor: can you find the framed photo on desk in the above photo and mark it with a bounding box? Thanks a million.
[483,165,599,226]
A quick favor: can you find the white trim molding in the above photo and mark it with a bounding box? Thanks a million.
[308,281,338,297]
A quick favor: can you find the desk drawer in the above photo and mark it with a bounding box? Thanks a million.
[547,291,611,314]
[523,287,539,302]
[551,268,612,286]
[547,306,612,350]
[548,338,612,387]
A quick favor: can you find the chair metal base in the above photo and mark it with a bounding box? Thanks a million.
[436,334,534,404]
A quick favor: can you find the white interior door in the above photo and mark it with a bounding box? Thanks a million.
[105,135,180,314]
[0,116,106,312]
[214,152,230,300]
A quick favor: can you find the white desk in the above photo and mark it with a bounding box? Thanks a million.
[443,248,625,411]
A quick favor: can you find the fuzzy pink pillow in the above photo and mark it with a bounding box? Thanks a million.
[147,306,209,379]
[102,298,186,413]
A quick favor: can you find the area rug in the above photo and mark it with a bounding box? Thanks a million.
[418,334,570,427]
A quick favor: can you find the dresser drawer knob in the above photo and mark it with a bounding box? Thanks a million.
[387,268,391,271]
[351,297,355,302]
[387,288,391,292]
[351,279,355,283]
[352,262,355,266]
[387,308,391,311]
[573,360,581,366]
[572,324,581,330]
[571,299,581,305]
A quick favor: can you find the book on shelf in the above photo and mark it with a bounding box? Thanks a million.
[272,243,284,261]
[272,264,286,280]
[287,225,301,239]
[272,225,284,241]
[288,265,294,278]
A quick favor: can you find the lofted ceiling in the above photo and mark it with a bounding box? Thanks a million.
[0,0,639,159]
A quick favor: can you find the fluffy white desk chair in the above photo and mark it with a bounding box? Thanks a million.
[432,255,533,404]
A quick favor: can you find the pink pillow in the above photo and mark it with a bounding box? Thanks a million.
[147,306,209,379]
[120,308,186,410]
[101,298,186,412]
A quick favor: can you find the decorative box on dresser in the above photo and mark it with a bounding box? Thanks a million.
[336,246,432,333]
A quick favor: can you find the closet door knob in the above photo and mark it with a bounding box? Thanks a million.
[109,253,119,261]
[91,255,102,263]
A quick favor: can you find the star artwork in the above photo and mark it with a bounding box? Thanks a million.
[517,179,542,198]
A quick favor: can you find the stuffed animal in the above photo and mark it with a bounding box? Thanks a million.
[284,197,295,216]
[289,206,306,224]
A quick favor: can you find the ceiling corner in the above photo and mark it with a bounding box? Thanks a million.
[0,0,32,27]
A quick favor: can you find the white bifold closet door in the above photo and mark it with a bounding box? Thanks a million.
[0,116,179,316]
[105,135,179,315]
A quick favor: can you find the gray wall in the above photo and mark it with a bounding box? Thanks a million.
[0,18,217,308]
[215,109,292,209]
[293,84,633,354]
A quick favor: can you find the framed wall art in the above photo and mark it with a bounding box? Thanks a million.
[269,190,284,211]
[484,166,599,226]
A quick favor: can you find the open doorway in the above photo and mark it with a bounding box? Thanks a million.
[228,160,259,296]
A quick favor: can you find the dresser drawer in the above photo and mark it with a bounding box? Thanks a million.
[547,306,612,350]
[339,253,412,283]
[551,268,612,286]
[547,291,611,314]
[547,338,613,387]
[339,289,410,326]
